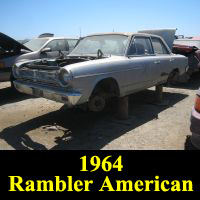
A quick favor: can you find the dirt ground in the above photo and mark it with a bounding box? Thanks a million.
[0,74,200,150]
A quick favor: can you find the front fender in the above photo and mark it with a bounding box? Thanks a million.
[72,73,121,104]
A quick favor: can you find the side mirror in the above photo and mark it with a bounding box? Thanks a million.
[40,47,52,54]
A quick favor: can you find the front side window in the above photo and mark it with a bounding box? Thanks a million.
[128,37,153,56]
[46,40,68,51]
[151,38,169,55]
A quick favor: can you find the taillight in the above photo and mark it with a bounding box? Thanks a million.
[195,95,200,113]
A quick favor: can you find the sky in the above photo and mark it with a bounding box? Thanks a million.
[0,0,199,40]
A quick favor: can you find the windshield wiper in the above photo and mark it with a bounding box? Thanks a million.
[97,49,104,59]
[68,52,110,59]
[58,50,65,59]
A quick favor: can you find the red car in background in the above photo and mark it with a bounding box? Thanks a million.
[173,38,200,79]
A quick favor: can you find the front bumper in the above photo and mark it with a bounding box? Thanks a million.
[190,108,200,149]
[14,80,82,108]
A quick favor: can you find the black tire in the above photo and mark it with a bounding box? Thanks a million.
[88,79,120,112]
[88,91,106,112]
[167,70,179,85]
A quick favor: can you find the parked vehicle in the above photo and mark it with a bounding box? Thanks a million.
[173,39,200,77]
[0,32,31,83]
[0,32,78,87]
[13,32,188,112]
[190,88,200,149]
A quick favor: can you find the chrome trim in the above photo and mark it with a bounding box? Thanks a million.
[14,67,60,86]
[58,68,73,87]
[74,67,143,79]
[14,80,82,107]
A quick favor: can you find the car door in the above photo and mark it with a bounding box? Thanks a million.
[44,39,69,58]
[126,36,156,93]
[151,37,173,83]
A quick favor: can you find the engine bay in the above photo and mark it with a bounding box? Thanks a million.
[21,56,98,70]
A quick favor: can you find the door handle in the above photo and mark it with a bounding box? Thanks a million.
[154,61,161,64]
[170,58,175,62]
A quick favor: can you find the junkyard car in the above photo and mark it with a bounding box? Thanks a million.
[190,88,200,149]
[0,32,78,87]
[13,32,188,112]
[173,38,200,77]
[0,32,31,83]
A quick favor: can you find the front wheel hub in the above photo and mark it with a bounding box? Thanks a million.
[88,95,106,112]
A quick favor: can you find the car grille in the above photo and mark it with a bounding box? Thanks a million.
[18,68,60,87]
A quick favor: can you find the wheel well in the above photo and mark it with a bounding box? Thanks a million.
[167,68,180,84]
[91,78,120,97]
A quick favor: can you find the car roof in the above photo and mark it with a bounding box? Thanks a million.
[82,32,172,52]
[84,32,162,38]
[36,37,79,40]
[85,32,134,37]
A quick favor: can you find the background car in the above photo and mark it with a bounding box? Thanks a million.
[20,33,79,61]
[0,32,31,83]
[0,32,78,88]
[190,88,200,149]
[173,38,200,80]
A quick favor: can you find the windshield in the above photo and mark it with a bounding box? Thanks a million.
[174,40,200,49]
[24,38,49,51]
[70,35,129,56]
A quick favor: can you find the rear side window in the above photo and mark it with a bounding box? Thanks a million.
[151,38,169,55]
[128,37,153,56]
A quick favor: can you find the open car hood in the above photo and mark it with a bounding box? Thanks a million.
[138,28,177,50]
[0,32,32,52]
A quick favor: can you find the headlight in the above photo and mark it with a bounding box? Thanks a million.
[12,65,20,78]
[58,68,73,86]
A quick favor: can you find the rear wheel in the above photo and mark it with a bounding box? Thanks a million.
[167,70,179,85]
[176,72,191,83]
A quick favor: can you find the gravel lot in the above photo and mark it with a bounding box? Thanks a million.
[0,74,199,150]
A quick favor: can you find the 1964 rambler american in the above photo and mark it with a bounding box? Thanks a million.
[13,32,188,112]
